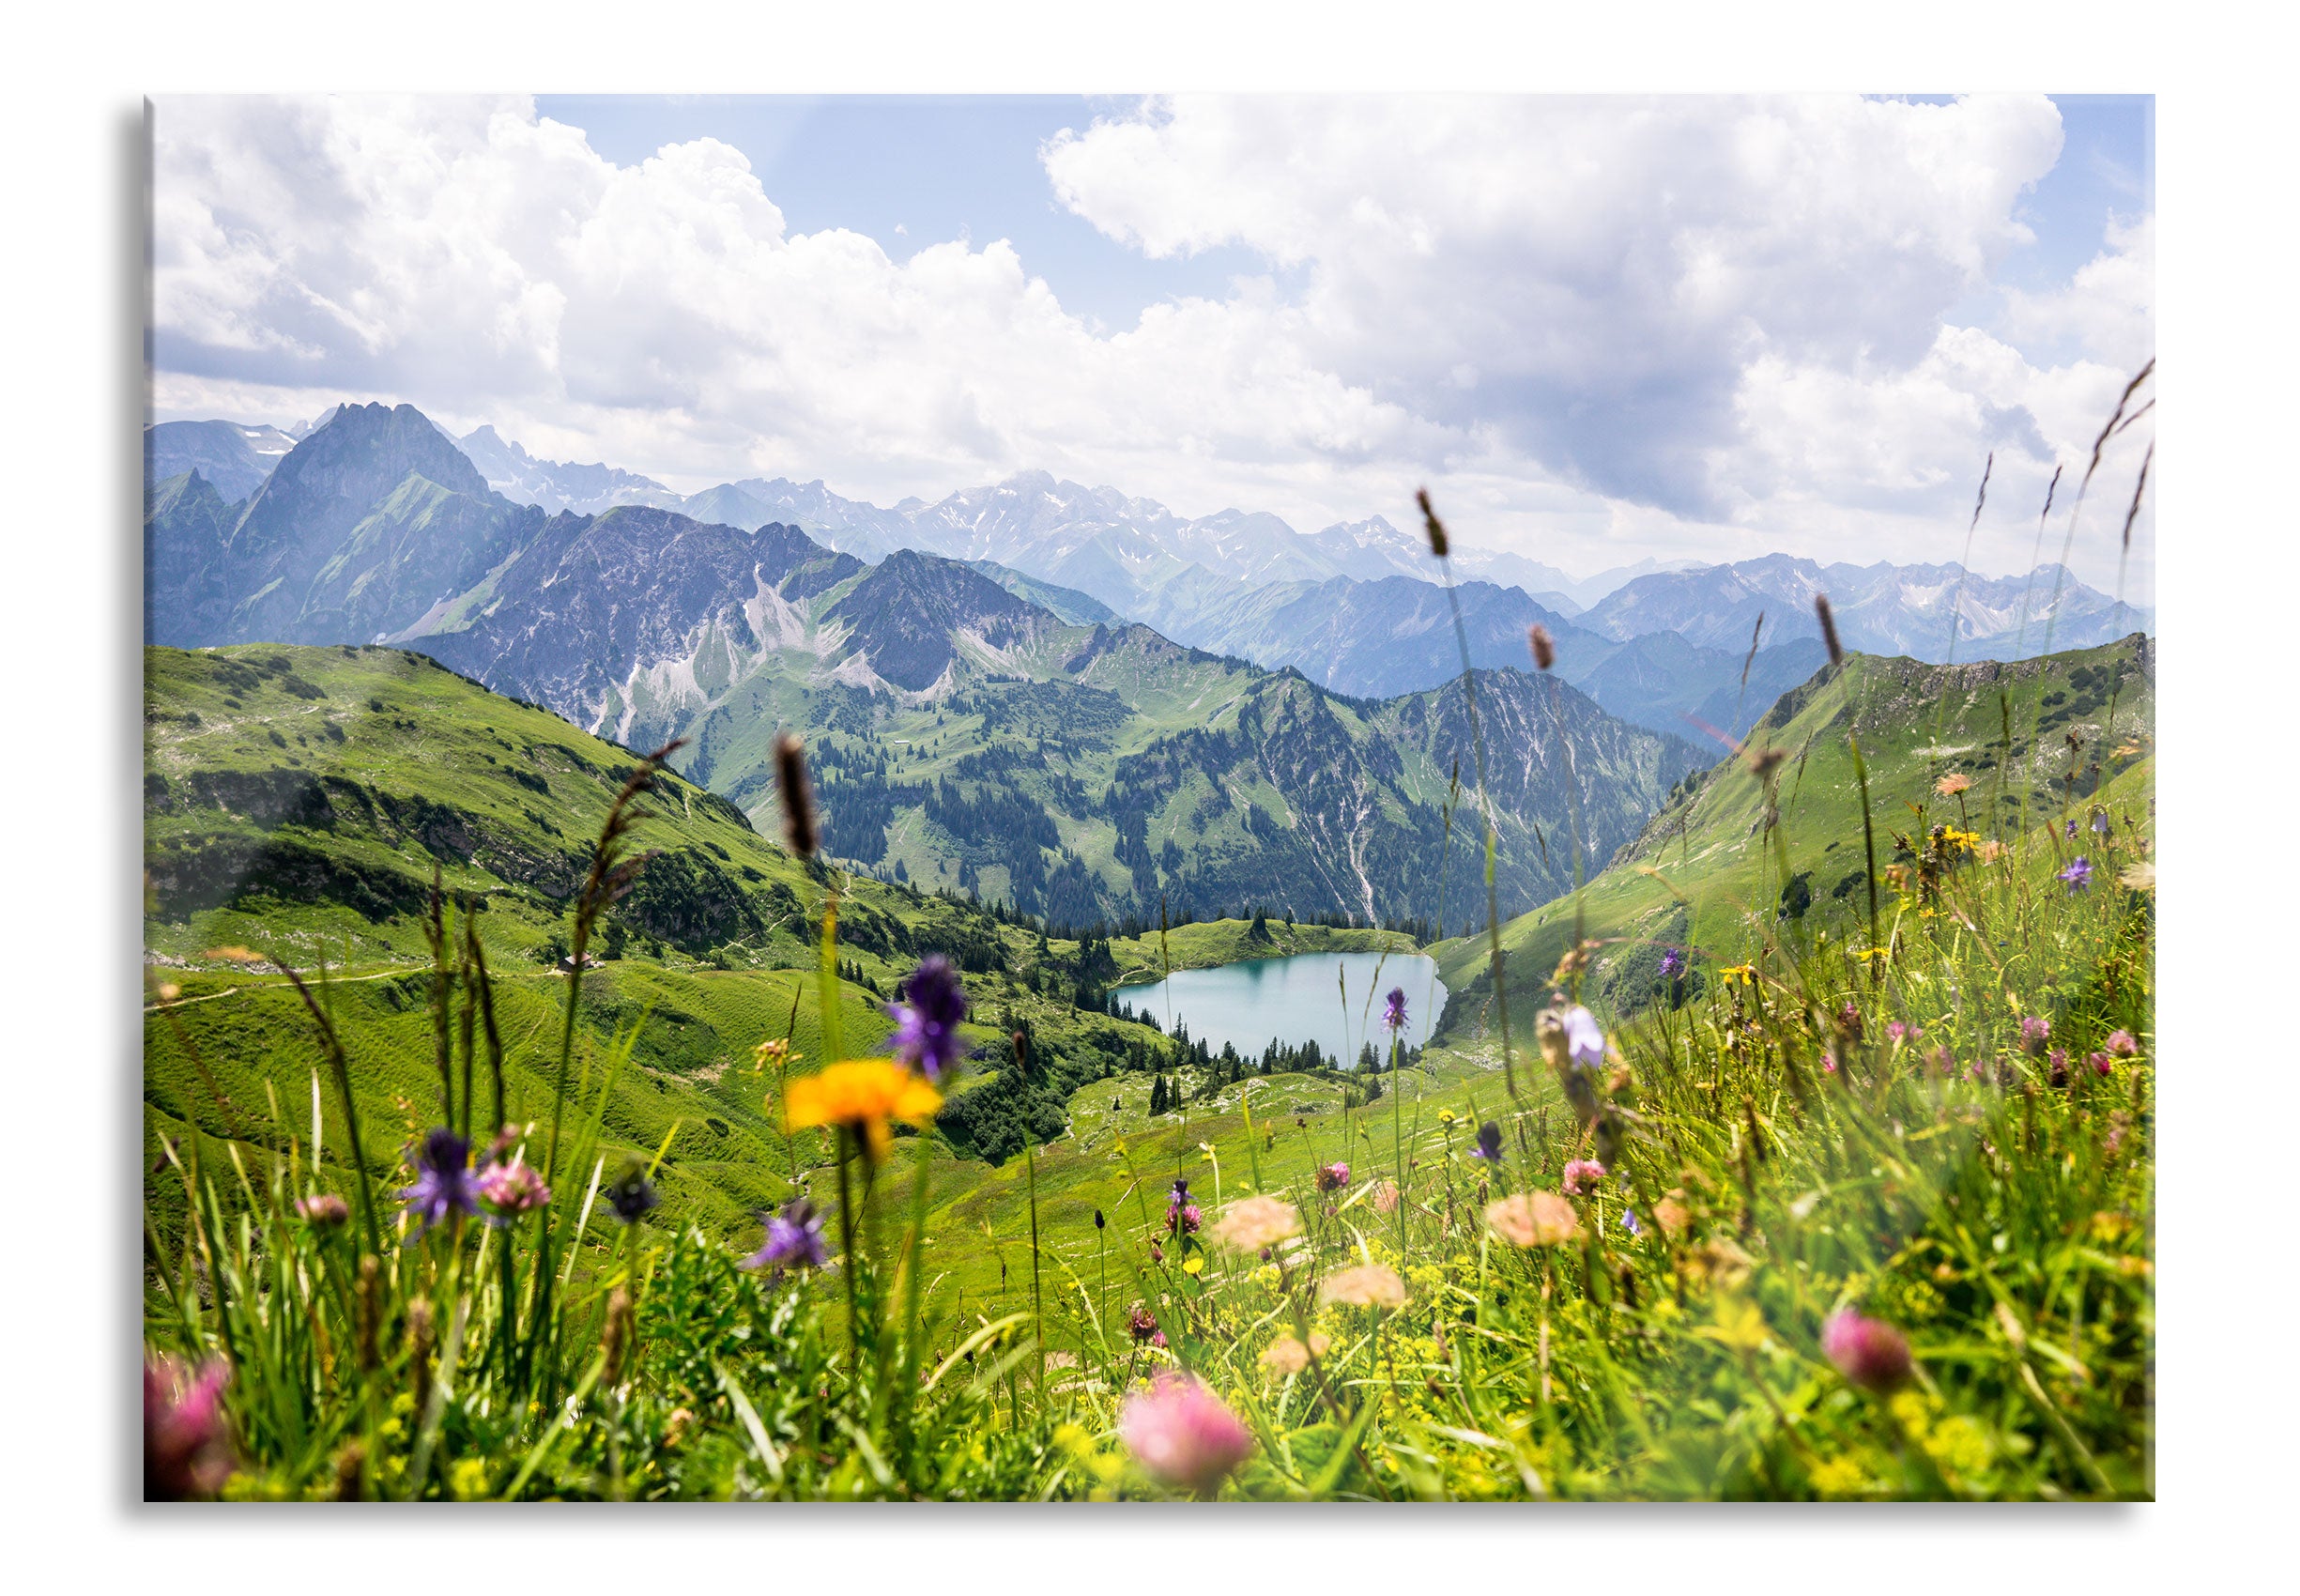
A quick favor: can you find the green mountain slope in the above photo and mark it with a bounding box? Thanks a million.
[143,643,1439,1273]
[147,402,1706,933]
[429,530,1705,932]
[1429,634,2156,1037]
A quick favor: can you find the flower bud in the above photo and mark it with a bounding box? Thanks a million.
[1821,1308,1914,1392]
[1815,594,1845,668]
[774,731,817,858]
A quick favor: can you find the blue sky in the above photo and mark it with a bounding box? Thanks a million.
[152,93,2155,586]
[539,92,2150,333]
[537,95,1294,330]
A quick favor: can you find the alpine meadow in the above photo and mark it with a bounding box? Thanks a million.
[141,92,2157,1503]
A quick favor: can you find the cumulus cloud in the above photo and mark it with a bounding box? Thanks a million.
[149,93,2154,590]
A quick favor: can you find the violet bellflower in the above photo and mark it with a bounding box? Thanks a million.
[1561,1005,1606,1071]
[888,954,969,1082]
[739,1197,827,1278]
[1383,987,1408,1033]
[2058,856,2093,893]
[398,1128,480,1234]
[1658,946,1686,981]
[1469,1121,1505,1164]
[604,1159,659,1224]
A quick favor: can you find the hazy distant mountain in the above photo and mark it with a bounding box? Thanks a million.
[964,560,1121,626]
[698,478,914,562]
[449,423,685,516]
[1583,554,2149,658]
[1143,574,1593,700]
[144,421,298,505]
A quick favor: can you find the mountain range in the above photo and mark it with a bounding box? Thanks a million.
[146,408,2152,741]
[144,401,1708,930]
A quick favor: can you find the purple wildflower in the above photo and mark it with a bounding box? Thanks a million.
[1313,1162,1350,1193]
[1886,1021,1922,1045]
[2092,808,2111,836]
[1166,1180,1202,1234]
[1821,1051,1839,1074]
[887,954,969,1082]
[1821,1308,1915,1393]
[2064,818,2079,840]
[2090,1051,2113,1077]
[2048,1049,2070,1088]
[604,1159,659,1224]
[1620,1207,1641,1238]
[1468,1121,1504,1164]
[476,1160,550,1221]
[2058,856,2093,892]
[1383,987,1408,1033]
[739,1197,827,1277]
[295,1191,349,1226]
[1120,1373,1253,1497]
[1837,1002,1864,1043]
[1561,1159,1607,1197]
[1127,1301,1159,1343]
[1560,1005,1606,1071]
[397,1129,480,1233]
[2019,1016,2053,1056]
[2106,1029,2140,1057]
[1658,946,1686,980]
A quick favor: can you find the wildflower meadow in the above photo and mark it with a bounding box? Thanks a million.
[142,483,2154,1503]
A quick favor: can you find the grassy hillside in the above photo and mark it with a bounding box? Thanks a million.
[1430,634,2154,1039]
[143,635,2156,1502]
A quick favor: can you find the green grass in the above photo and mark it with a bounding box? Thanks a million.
[1431,635,2154,1040]
[143,637,2154,1501]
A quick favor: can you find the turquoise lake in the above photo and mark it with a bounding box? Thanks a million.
[1116,951,1448,1065]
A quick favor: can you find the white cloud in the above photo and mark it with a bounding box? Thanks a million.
[2001,212,2155,373]
[150,93,2154,592]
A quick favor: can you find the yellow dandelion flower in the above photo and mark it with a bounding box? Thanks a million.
[1485,1190,1580,1249]
[783,1059,943,1165]
[1716,963,1756,986]
[1182,1255,1204,1276]
[1319,1262,1408,1309]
